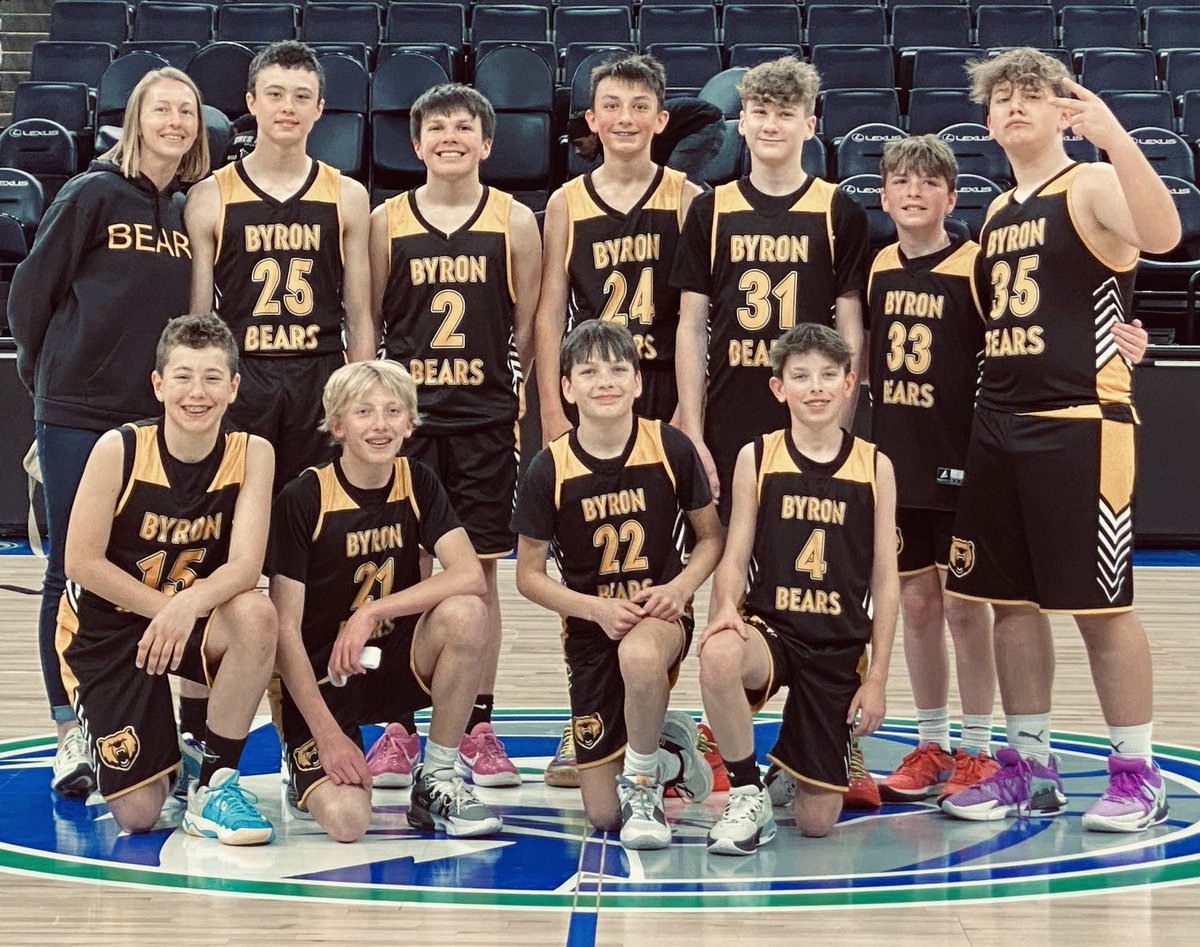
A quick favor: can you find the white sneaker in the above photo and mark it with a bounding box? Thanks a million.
[617,774,670,850]
[764,762,795,807]
[658,710,714,803]
[51,727,96,798]
[707,784,776,856]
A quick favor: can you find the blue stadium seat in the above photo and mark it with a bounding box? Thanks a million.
[31,41,115,89]
[1080,48,1158,92]
[563,43,637,98]
[838,174,895,249]
[892,5,972,51]
[697,119,745,187]
[471,5,550,44]
[937,122,1010,186]
[119,41,200,70]
[805,6,886,47]
[319,54,370,113]
[552,7,633,54]
[217,4,299,46]
[1127,127,1195,181]
[1181,90,1200,141]
[975,5,1057,51]
[370,52,451,195]
[906,88,980,135]
[639,6,719,48]
[1059,6,1141,52]
[724,5,802,55]
[302,4,381,53]
[96,51,171,133]
[0,213,29,267]
[820,89,901,139]
[1063,131,1101,162]
[50,1,130,46]
[0,169,47,243]
[1100,90,1175,131]
[307,112,367,180]
[1145,8,1200,52]
[474,45,553,193]
[378,43,459,81]
[908,47,977,90]
[1161,48,1200,102]
[834,122,907,180]
[12,82,92,167]
[698,67,750,120]
[472,42,556,81]
[187,42,257,119]
[954,173,1005,240]
[133,3,215,44]
[385,2,466,46]
[804,134,829,180]
[811,46,895,92]
[646,44,724,97]
[0,119,80,203]
[728,44,805,70]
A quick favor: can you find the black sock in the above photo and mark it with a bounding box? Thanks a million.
[723,753,763,789]
[467,694,494,731]
[178,696,208,739]
[199,728,248,786]
[395,712,416,732]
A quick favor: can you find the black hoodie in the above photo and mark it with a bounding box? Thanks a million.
[10,160,193,432]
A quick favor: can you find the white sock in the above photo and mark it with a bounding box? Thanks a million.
[1108,723,1153,763]
[1007,714,1052,765]
[425,739,457,778]
[917,706,951,752]
[624,745,659,780]
[959,714,993,756]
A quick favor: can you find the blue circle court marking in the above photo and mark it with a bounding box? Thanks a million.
[1,711,1198,911]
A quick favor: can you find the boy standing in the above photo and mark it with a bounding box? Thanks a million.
[698,324,898,854]
[512,322,722,849]
[58,314,278,844]
[943,49,1178,831]
[535,54,703,442]
[369,84,542,789]
[268,360,502,840]
[186,41,375,494]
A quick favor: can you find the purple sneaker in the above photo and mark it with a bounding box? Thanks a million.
[940,747,1067,821]
[1082,756,1168,833]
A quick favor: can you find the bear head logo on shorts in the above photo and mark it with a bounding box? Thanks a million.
[895,527,904,556]
[96,726,140,771]
[293,739,322,772]
[573,714,605,752]
[948,537,975,578]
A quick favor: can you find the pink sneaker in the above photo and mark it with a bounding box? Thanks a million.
[456,722,521,787]
[366,723,421,788]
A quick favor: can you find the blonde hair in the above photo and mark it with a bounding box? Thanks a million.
[100,67,210,183]
[320,360,421,435]
[880,135,959,190]
[738,57,820,117]
[968,48,1071,106]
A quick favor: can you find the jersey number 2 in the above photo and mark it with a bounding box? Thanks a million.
[252,258,315,318]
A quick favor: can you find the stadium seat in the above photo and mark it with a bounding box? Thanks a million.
[728,45,805,70]
[0,170,47,242]
[1059,6,1141,53]
[1145,8,1200,54]
[0,213,28,267]
[891,5,972,51]
[302,4,381,53]
[11,83,92,168]
[552,7,633,54]
[49,1,130,46]
[723,6,802,55]
[119,41,201,71]
[834,122,907,180]
[370,52,450,195]
[378,43,459,80]
[1049,0,1127,11]
[698,68,750,120]
[820,89,901,140]
[838,174,895,249]
[908,48,977,90]
[1099,91,1176,132]
[217,4,299,46]
[696,119,744,187]
[471,5,550,44]
[473,41,556,81]
[188,42,257,119]
[1080,48,1158,92]
[937,123,1010,186]
[639,6,719,48]
[563,43,637,98]
[804,134,829,180]
[474,45,553,193]
[319,54,370,114]
[1127,127,1195,181]
[569,47,637,112]
[133,3,215,45]
[1147,176,1200,257]
[1062,131,1101,163]
[0,119,80,204]
[954,173,1005,240]
[1182,90,1200,142]
[1161,48,1200,102]
[370,50,449,114]
[975,5,1057,51]
[646,44,724,98]
[385,2,466,47]
[906,88,980,135]
[96,52,171,135]
[307,113,367,180]
[811,46,894,92]
[804,6,886,47]
[30,41,115,89]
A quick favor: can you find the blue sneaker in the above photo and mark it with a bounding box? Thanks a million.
[172,732,205,802]
[183,768,275,845]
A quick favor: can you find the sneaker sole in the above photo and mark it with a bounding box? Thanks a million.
[879,781,944,802]
[619,828,671,850]
[371,773,414,789]
[707,823,777,856]
[52,766,96,798]
[660,712,714,803]
[1082,803,1169,833]
[543,766,581,789]
[407,808,504,837]
[182,813,275,846]
[941,798,1068,821]
[455,759,521,787]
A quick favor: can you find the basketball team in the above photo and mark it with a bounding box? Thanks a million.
[9,39,1176,857]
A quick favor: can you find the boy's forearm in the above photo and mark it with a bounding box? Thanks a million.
[517,568,598,624]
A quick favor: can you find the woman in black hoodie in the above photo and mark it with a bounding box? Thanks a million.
[10,66,210,797]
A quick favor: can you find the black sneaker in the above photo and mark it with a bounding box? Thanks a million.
[408,766,503,837]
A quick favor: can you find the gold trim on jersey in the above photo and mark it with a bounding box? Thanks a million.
[561,176,589,273]
[866,243,902,298]
[1098,418,1135,513]
[548,434,591,509]
[766,754,851,794]
[833,439,879,504]
[563,168,686,272]
[645,167,688,227]
[711,178,837,268]
[311,458,417,540]
[626,419,677,490]
[208,431,249,493]
[116,424,169,517]
[55,594,81,706]
[388,457,416,509]
[1060,165,1138,273]
[756,431,877,502]
[476,188,517,304]
[1023,404,1141,422]
[1096,350,1133,405]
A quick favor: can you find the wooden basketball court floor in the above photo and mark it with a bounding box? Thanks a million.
[1,553,1197,946]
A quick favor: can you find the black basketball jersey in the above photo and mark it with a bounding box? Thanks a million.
[379,187,520,432]
[671,176,869,455]
[976,163,1137,415]
[743,430,878,647]
[563,166,687,366]
[868,239,984,510]
[266,457,462,673]
[510,418,712,635]
[66,421,249,632]
[212,160,346,357]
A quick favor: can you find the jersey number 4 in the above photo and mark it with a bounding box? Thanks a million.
[600,268,655,326]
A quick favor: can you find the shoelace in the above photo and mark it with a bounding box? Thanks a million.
[724,788,765,824]
[557,726,576,758]
[430,774,479,813]
[896,744,950,780]
[62,728,89,761]
[953,753,992,786]
[208,778,264,823]
[1104,767,1153,804]
[477,728,508,761]
[619,777,660,821]
[848,745,870,781]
